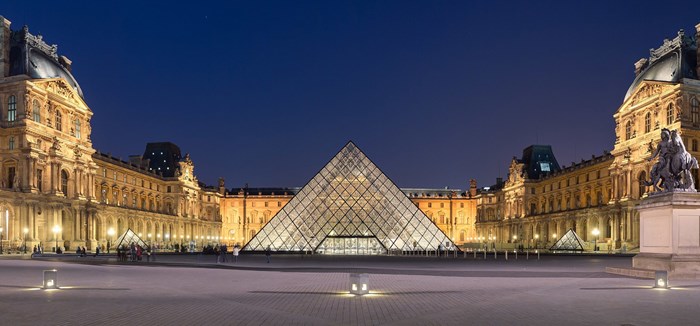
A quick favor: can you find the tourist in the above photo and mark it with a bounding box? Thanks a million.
[221,244,228,263]
[265,246,271,263]
[233,245,239,263]
[130,243,136,262]
[215,245,221,263]
[136,245,142,261]
[94,246,100,257]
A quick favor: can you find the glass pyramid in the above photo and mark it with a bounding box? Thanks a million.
[244,141,455,254]
[549,228,584,251]
[114,228,148,250]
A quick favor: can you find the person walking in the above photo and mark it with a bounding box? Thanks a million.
[215,245,221,264]
[94,246,100,257]
[233,245,239,263]
[221,244,228,263]
[265,246,271,263]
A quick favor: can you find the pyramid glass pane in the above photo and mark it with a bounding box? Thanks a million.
[242,142,456,254]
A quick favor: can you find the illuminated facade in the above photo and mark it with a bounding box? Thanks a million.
[475,23,700,252]
[0,18,221,252]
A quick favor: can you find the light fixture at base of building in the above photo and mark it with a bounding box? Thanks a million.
[43,269,58,289]
[654,270,669,289]
[349,273,369,295]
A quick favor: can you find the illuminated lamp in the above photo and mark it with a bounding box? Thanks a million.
[43,269,58,289]
[349,273,369,295]
[654,271,669,289]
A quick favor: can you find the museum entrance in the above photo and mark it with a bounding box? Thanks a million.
[316,236,386,255]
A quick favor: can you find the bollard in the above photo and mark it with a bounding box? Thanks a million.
[494,250,497,259]
[483,249,486,260]
[515,250,518,260]
[526,251,529,260]
[474,250,477,259]
[505,250,508,260]
[536,250,540,260]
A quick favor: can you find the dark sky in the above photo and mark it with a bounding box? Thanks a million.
[3,1,700,189]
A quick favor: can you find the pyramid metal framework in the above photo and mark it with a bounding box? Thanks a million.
[244,142,455,254]
[549,228,584,251]
[114,228,148,249]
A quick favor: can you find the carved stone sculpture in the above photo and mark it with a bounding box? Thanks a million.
[645,128,699,192]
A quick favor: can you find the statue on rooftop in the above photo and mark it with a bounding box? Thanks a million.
[644,128,698,192]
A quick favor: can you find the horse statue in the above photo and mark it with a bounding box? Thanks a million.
[669,130,698,190]
[645,129,698,192]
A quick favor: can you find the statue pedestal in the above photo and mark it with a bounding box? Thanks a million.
[633,192,700,279]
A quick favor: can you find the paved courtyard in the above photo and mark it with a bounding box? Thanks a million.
[0,254,698,325]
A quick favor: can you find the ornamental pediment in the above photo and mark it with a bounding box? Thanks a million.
[33,78,87,107]
[622,82,672,110]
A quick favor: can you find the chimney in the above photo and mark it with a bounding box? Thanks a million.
[696,23,700,78]
[469,179,477,197]
[59,55,72,72]
[218,177,226,195]
[634,58,648,76]
[0,16,11,78]
[496,177,503,186]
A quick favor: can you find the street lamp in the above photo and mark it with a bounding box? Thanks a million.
[592,228,600,252]
[0,227,3,255]
[52,225,61,253]
[513,235,518,251]
[534,234,539,249]
[107,228,115,253]
[23,228,28,254]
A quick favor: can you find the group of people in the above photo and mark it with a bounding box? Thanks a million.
[116,242,153,262]
[212,244,241,263]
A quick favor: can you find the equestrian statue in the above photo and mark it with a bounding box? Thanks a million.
[644,128,699,192]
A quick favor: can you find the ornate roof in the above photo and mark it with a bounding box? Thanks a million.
[8,25,84,98]
[624,29,698,101]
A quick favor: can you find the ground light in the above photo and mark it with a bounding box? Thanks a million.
[349,273,369,295]
[654,271,669,289]
[43,269,58,289]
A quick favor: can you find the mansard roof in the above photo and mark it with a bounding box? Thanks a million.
[624,28,698,101]
[7,25,83,98]
[521,145,561,180]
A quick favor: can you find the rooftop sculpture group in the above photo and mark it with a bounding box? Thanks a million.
[645,128,698,192]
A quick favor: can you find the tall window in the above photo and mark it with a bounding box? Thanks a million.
[8,136,14,150]
[625,120,632,140]
[32,100,41,122]
[667,103,674,125]
[37,169,43,191]
[55,111,62,131]
[693,139,698,152]
[75,119,81,139]
[7,95,16,122]
[645,112,651,133]
[7,167,16,189]
[692,98,700,124]
[60,170,68,195]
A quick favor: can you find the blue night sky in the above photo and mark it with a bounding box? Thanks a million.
[2,1,700,189]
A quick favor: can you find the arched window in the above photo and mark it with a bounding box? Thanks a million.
[667,103,674,125]
[644,112,651,133]
[60,170,69,195]
[692,97,700,124]
[32,100,41,122]
[8,136,14,150]
[55,111,62,131]
[7,95,16,122]
[75,119,81,139]
[625,120,632,140]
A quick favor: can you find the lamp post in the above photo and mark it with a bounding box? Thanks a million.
[0,227,3,255]
[52,225,61,253]
[107,228,115,254]
[534,234,539,249]
[513,235,518,251]
[23,228,28,254]
[592,228,600,252]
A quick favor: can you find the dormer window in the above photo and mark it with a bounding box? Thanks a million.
[625,120,632,140]
[645,112,651,133]
[33,100,41,122]
[75,119,81,139]
[667,103,674,125]
[692,98,699,124]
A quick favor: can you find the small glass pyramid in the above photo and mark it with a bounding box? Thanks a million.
[114,228,148,250]
[244,141,455,254]
[549,228,584,251]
